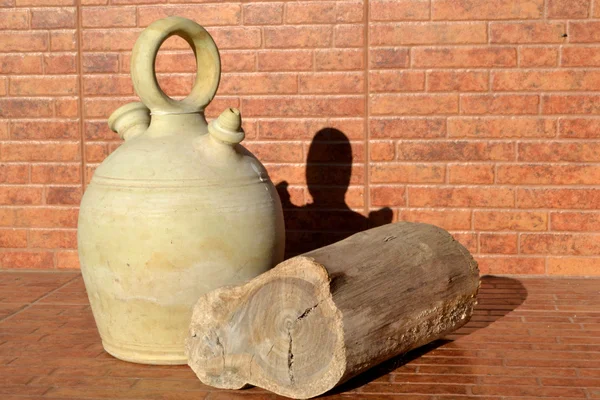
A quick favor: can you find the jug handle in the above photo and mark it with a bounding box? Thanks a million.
[130,16,221,115]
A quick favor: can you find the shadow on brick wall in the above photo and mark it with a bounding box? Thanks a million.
[275,128,393,258]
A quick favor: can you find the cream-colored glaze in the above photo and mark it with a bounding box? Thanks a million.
[77,16,285,365]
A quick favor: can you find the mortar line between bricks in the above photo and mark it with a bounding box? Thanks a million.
[76,0,87,193]
[0,273,80,323]
[363,0,371,216]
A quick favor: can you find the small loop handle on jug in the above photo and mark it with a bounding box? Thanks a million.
[130,16,221,115]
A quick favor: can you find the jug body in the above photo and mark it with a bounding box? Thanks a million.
[77,17,285,364]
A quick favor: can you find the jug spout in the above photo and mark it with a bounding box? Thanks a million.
[108,102,151,141]
[208,108,245,146]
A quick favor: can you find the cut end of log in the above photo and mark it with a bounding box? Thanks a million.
[185,256,346,399]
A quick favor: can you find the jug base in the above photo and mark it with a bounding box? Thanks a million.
[102,339,187,365]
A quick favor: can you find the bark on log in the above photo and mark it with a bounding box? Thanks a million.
[185,222,480,399]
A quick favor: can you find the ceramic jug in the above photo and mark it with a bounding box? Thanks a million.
[77,16,285,365]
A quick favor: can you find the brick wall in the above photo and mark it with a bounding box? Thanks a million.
[1,0,599,276]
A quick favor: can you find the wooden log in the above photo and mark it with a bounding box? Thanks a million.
[185,222,480,399]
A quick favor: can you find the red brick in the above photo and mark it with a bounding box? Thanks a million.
[336,1,363,22]
[370,141,395,161]
[427,70,488,92]
[432,0,543,20]
[7,207,78,228]
[490,22,565,44]
[409,187,515,208]
[0,9,28,29]
[82,53,119,73]
[474,210,547,231]
[0,121,7,140]
[30,229,77,249]
[517,188,600,209]
[552,212,600,231]
[334,24,364,47]
[316,49,364,71]
[137,4,241,27]
[243,3,283,25]
[0,186,42,205]
[0,251,54,269]
[449,164,495,184]
[10,121,78,140]
[371,0,429,21]
[299,72,363,94]
[521,233,600,256]
[264,26,332,48]
[242,142,303,163]
[570,21,600,43]
[371,164,445,183]
[499,164,600,185]
[462,95,539,115]
[218,73,297,95]
[548,0,590,18]
[398,209,472,230]
[210,27,262,50]
[258,118,364,141]
[1,142,80,162]
[0,164,29,184]
[242,96,364,117]
[55,98,78,118]
[0,228,27,248]
[0,55,43,74]
[46,186,82,205]
[83,98,134,119]
[85,143,107,163]
[543,95,600,114]
[477,256,545,275]
[548,258,600,276]
[258,50,313,72]
[413,47,517,68]
[370,22,487,46]
[518,142,600,162]
[56,251,80,269]
[220,51,256,73]
[397,141,514,161]
[44,53,77,74]
[81,7,136,28]
[0,32,48,52]
[10,76,78,96]
[370,118,446,138]
[31,8,75,29]
[371,186,406,207]
[448,117,555,138]
[369,70,424,92]
[563,46,600,66]
[493,70,600,91]
[369,47,409,69]
[82,75,130,96]
[286,2,335,24]
[0,99,53,118]
[371,94,458,115]
[452,232,477,253]
[520,47,559,67]
[31,164,81,184]
[50,30,77,51]
[16,0,73,4]
[82,30,143,51]
[480,233,518,254]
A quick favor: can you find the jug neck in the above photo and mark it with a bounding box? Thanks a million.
[147,112,208,135]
